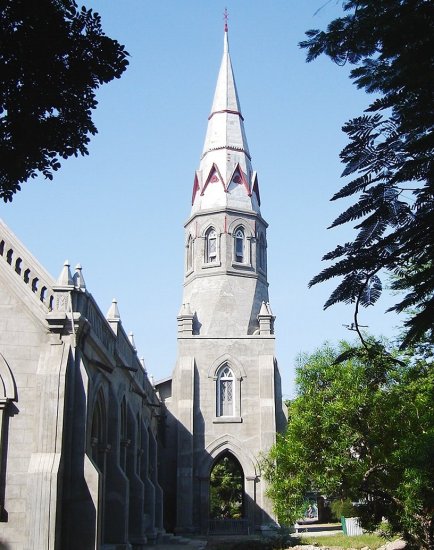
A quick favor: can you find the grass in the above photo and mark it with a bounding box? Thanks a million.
[205,532,396,550]
[298,532,391,549]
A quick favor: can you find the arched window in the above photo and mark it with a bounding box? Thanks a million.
[258,234,266,271]
[234,228,244,263]
[206,228,217,263]
[217,365,234,417]
[90,390,106,471]
[186,235,193,271]
[120,397,128,471]
[136,413,142,473]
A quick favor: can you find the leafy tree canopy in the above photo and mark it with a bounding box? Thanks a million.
[300,0,434,347]
[0,0,129,201]
[263,341,434,549]
[210,454,244,519]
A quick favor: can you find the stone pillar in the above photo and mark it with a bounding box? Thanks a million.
[175,356,195,533]
[198,475,210,534]
[27,340,70,550]
[177,304,194,335]
[245,475,257,533]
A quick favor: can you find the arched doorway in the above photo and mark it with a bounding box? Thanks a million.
[208,452,248,534]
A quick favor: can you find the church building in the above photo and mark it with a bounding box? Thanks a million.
[156,24,286,535]
[0,20,285,549]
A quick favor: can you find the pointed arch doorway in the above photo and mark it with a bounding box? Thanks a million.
[208,452,249,535]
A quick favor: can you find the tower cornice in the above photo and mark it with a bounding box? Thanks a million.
[184,206,268,230]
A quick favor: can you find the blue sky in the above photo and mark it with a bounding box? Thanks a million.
[0,1,401,398]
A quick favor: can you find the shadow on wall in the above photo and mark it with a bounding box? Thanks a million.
[0,540,10,549]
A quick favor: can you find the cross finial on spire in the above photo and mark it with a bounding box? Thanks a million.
[223,7,228,32]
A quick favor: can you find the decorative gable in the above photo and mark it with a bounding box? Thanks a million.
[251,172,261,206]
[200,163,225,196]
[226,164,251,197]
[192,173,200,205]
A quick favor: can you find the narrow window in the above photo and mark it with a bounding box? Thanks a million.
[186,235,193,271]
[206,228,217,263]
[234,228,244,263]
[136,413,142,473]
[120,398,128,471]
[90,390,106,472]
[217,365,234,417]
[259,234,266,270]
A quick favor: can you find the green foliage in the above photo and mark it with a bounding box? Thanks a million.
[0,0,129,201]
[330,498,357,520]
[210,455,244,519]
[263,341,434,549]
[300,532,393,549]
[300,0,434,348]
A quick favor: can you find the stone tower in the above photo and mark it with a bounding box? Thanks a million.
[157,24,286,535]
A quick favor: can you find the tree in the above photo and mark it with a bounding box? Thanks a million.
[263,342,434,549]
[210,454,244,519]
[0,0,129,201]
[300,1,434,347]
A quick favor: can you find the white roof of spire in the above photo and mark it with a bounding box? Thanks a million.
[208,31,242,119]
[201,29,250,162]
[192,27,260,214]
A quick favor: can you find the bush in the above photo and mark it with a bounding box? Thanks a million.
[331,498,357,520]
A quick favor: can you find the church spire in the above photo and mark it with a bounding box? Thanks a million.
[192,19,259,213]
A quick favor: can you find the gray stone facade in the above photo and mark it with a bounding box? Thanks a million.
[155,27,286,535]
[0,221,163,549]
[0,24,285,548]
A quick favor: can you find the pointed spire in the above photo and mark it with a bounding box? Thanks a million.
[259,301,269,317]
[73,263,86,290]
[128,331,137,351]
[177,303,194,334]
[106,298,120,320]
[57,260,73,286]
[178,302,193,317]
[193,20,260,214]
[257,301,275,335]
[207,24,242,117]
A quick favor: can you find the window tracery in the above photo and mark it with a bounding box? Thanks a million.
[205,228,217,263]
[234,228,244,263]
[217,365,234,417]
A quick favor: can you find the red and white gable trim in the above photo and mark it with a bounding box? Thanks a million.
[200,163,226,197]
[227,163,251,196]
[251,171,261,206]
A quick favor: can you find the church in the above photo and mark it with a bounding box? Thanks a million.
[0,23,285,549]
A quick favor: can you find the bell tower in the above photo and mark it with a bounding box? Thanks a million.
[158,21,286,535]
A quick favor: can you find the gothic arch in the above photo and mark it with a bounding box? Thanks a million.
[207,354,246,381]
[227,218,254,238]
[0,353,17,402]
[199,434,259,480]
[200,221,222,238]
[257,231,267,271]
[0,353,17,522]
[203,226,218,264]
